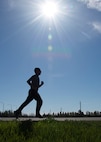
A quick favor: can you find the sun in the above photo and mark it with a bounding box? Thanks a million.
[39,1,59,19]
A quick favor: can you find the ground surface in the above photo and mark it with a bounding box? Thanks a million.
[0,117,101,121]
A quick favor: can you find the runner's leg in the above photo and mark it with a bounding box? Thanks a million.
[16,90,34,113]
[34,93,43,117]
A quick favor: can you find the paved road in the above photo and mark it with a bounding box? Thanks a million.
[0,117,101,121]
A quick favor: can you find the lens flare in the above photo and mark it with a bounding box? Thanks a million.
[48,45,53,51]
[48,34,52,40]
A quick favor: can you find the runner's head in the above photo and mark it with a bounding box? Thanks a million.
[34,68,41,75]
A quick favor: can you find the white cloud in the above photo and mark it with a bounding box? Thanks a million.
[92,22,101,33]
[78,0,101,11]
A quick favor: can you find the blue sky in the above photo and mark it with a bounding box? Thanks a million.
[0,0,101,115]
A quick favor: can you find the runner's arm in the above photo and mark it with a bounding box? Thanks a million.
[27,77,33,86]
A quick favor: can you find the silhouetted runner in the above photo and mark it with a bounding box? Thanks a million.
[14,68,44,119]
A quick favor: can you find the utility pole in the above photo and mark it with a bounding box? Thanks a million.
[0,101,4,112]
[80,101,81,112]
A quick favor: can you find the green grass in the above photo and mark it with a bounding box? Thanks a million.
[0,119,101,142]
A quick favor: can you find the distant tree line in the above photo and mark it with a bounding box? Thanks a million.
[0,110,101,117]
[43,110,101,117]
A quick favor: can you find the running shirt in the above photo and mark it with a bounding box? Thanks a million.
[29,75,39,91]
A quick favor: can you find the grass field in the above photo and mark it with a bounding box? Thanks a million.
[0,119,101,142]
